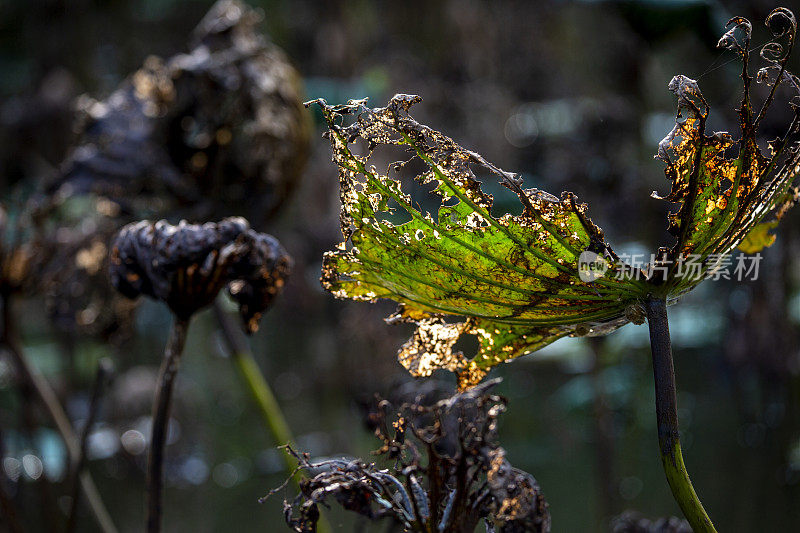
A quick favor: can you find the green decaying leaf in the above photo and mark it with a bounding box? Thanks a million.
[312,8,800,389]
[309,95,645,389]
[654,10,800,294]
[737,221,778,254]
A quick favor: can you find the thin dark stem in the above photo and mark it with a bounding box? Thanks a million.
[146,316,190,533]
[0,292,118,533]
[66,358,113,533]
[0,422,23,533]
[20,379,59,532]
[644,297,716,532]
[0,471,23,533]
[57,330,78,395]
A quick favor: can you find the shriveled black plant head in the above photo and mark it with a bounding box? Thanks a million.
[6,0,308,341]
[272,379,550,533]
[46,0,309,226]
[109,217,290,331]
[110,216,292,533]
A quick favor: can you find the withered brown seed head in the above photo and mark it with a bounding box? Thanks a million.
[109,216,290,332]
[277,379,551,532]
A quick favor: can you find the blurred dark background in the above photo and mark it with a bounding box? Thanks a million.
[1,0,800,531]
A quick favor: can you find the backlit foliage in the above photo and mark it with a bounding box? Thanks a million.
[313,8,800,389]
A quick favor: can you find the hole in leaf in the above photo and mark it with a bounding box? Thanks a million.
[452,333,479,361]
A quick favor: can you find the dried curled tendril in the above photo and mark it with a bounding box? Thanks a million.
[109,217,290,332]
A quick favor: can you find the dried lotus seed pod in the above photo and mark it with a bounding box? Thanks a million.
[109,217,290,331]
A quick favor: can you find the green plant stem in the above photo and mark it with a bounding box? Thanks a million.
[235,352,298,475]
[66,358,112,533]
[213,303,297,473]
[212,302,332,533]
[147,316,190,533]
[644,297,716,532]
[0,293,118,533]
